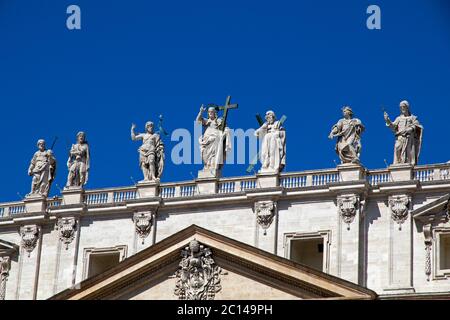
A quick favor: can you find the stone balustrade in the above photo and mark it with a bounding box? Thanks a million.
[1,162,450,217]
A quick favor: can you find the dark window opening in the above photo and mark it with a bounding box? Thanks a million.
[290,238,324,271]
[440,234,450,270]
[87,252,121,278]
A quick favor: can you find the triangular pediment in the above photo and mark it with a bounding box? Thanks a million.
[50,225,376,300]
[0,239,19,256]
[413,194,450,224]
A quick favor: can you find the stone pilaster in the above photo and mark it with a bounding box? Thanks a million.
[53,217,80,295]
[332,163,367,284]
[335,193,365,284]
[384,193,415,294]
[17,224,42,300]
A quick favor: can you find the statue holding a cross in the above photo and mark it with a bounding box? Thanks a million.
[196,96,237,178]
[254,110,286,174]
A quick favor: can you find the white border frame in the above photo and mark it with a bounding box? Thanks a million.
[283,230,332,273]
[82,245,128,280]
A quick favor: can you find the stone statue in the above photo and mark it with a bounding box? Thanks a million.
[384,100,423,166]
[328,106,365,164]
[27,139,57,197]
[131,121,164,182]
[196,105,232,177]
[254,110,286,174]
[66,131,90,188]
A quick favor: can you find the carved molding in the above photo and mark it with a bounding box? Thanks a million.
[337,195,358,230]
[424,224,433,281]
[133,211,153,244]
[20,225,40,257]
[445,202,450,223]
[174,239,225,300]
[57,217,77,250]
[389,195,410,230]
[0,256,10,300]
[255,200,277,235]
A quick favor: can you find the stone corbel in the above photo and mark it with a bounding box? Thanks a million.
[19,225,40,257]
[254,200,277,235]
[337,194,359,230]
[133,211,154,244]
[388,194,411,230]
[56,217,78,250]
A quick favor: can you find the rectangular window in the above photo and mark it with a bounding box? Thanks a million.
[82,245,127,280]
[87,252,121,278]
[290,238,324,271]
[439,233,450,271]
[284,231,331,273]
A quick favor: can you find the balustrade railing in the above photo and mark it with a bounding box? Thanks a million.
[414,164,450,182]
[367,170,391,185]
[312,172,340,186]
[3,163,450,213]
[8,204,26,215]
[84,192,108,205]
[47,198,62,208]
[113,189,138,202]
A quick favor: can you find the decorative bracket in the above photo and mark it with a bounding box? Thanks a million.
[254,200,277,235]
[337,194,359,230]
[57,217,78,250]
[20,225,40,257]
[389,195,410,230]
[133,211,153,244]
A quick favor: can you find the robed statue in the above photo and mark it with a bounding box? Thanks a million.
[255,110,286,174]
[328,106,365,164]
[131,121,165,181]
[66,131,90,188]
[27,139,57,197]
[384,100,423,166]
[196,105,232,177]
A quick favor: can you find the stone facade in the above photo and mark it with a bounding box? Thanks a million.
[1,163,450,299]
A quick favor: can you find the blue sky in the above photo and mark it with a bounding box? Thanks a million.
[0,0,449,201]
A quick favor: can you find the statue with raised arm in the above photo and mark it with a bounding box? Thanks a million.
[27,139,57,197]
[328,106,365,164]
[131,121,165,182]
[66,131,90,188]
[254,110,286,174]
[196,104,232,176]
[384,100,423,166]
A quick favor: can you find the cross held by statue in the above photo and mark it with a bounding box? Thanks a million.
[215,96,238,131]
